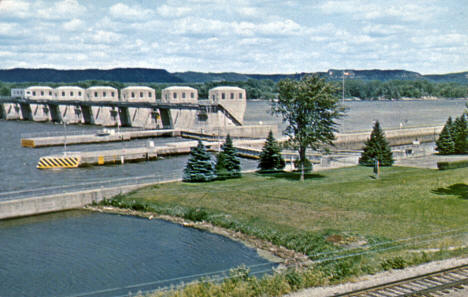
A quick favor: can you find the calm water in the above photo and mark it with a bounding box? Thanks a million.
[0,211,274,297]
[0,99,466,297]
[244,99,467,132]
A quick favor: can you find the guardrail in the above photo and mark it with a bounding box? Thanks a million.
[0,172,183,202]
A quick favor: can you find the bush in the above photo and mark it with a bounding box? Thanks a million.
[437,160,468,170]
[294,158,313,173]
[381,256,407,270]
[184,208,209,222]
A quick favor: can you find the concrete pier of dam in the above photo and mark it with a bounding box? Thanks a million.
[22,129,179,148]
[0,97,246,131]
[36,140,216,168]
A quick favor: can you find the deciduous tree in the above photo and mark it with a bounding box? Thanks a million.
[273,75,344,180]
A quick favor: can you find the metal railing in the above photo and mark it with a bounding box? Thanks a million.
[0,172,183,202]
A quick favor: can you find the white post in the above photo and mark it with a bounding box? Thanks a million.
[63,120,67,156]
[342,70,345,102]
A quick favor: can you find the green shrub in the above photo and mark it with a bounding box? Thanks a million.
[381,256,407,270]
[285,269,304,290]
[437,160,468,170]
[184,208,209,222]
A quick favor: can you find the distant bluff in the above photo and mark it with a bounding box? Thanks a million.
[0,67,467,84]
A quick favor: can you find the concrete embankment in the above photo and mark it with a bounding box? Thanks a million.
[0,182,162,220]
[22,129,179,148]
[333,126,442,150]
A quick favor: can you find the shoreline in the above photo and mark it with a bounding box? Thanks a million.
[84,205,310,266]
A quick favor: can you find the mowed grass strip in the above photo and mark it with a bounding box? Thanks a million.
[118,166,468,242]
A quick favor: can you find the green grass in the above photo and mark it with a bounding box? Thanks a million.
[106,166,468,297]
[110,166,468,243]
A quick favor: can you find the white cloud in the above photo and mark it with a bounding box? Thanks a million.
[0,22,19,36]
[43,35,61,43]
[235,6,258,17]
[362,24,407,36]
[411,33,468,48]
[157,4,192,18]
[37,0,86,20]
[91,30,122,44]
[0,0,30,18]
[63,18,83,31]
[110,3,153,21]
[318,0,441,22]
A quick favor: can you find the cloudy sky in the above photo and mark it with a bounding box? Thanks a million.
[0,0,466,74]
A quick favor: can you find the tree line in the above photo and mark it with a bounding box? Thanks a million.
[2,78,466,100]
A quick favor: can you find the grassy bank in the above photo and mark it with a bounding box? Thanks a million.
[101,166,468,296]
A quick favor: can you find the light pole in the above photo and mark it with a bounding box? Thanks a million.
[342,71,349,102]
[63,120,67,156]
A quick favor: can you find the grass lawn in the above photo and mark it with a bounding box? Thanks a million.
[109,165,468,257]
[106,166,468,297]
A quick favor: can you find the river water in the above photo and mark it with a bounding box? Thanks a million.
[0,211,275,297]
[0,99,466,296]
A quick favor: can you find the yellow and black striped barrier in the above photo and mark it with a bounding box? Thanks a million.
[37,156,81,169]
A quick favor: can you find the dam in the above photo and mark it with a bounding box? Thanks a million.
[0,85,251,130]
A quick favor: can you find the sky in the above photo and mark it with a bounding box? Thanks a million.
[0,0,467,74]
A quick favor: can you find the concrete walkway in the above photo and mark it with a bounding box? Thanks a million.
[395,154,468,169]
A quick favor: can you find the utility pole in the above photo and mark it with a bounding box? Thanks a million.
[63,120,67,156]
[342,70,349,102]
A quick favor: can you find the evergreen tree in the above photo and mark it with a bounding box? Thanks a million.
[215,134,241,179]
[453,114,467,154]
[183,140,216,182]
[436,117,455,155]
[258,130,285,172]
[359,121,394,166]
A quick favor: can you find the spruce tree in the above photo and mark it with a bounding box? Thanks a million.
[453,114,467,154]
[359,121,394,167]
[215,134,241,179]
[258,130,285,172]
[436,117,455,155]
[183,140,216,182]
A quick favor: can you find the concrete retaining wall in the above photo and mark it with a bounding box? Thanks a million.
[0,183,154,220]
[333,126,442,150]
[187,125,277,139]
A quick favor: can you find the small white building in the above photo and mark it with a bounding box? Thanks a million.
[24,86,54,100]
[209,86,246,103]
[120,86,156,102]
[10,88,25,98]
[161,86,198,103]
[54,86,85,124]
[85,86,118,101]
[208,86,246,125]
[85,86,119,126]
[55,86,85,100]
